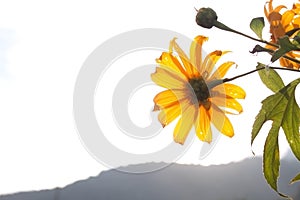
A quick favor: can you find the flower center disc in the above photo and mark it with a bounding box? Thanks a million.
[188,77,211,109]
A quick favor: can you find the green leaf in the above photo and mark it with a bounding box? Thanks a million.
[251,109,266,145]
[271,36,300,62]
[263,122,281,193]
[250,17,265,39]
[290,173,300,184]
[251,78,300,197]
[256,63,284,93]
[281,82,300,161]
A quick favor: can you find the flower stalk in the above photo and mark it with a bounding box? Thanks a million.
[223,64,300,84]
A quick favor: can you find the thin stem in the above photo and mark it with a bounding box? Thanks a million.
[252,45,300,65]
[214,21,300,66]
[223,67,265,83]
[282,55,300,65]
[223,66,300,83]
[214,21,279,48]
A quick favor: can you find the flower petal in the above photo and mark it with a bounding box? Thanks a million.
[210,61,235,79]
[195,105,212,143]
[173,102,197,144]
[156,52,188,78]
[151,67,187,89]
[210,104,234,137]
[267,0,274,13]
[158,102,181,127]
[154,89,187,109]
[190,36,208,72]
[282,10,295,28]
[212,96,243,114]
[273,5,286,13]
[293,17,300,27]
[170,38,197,77]
[214,83,246,99]
[201,50,228,79]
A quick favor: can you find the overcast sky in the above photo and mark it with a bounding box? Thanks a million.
[0,0,298,195]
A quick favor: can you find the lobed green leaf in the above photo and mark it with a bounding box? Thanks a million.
[281,79,300,161]
[263,122,289,198]
[252,77,300,197]
[251,109,266,145]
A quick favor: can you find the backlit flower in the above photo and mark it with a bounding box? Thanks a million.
[151,36,246,145]
[264,0,300,69]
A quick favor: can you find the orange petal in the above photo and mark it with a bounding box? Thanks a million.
[158,102,181,127]
[195,105,212,143]
[151,67,187,89]
[282,10,295,28]
[156,52,188,78]
[210,104,234,138]
[293,17,300,27]
[279,55,300,69]
[173,102,197,144]
[210,61,235,79]
[214,83,246,99]
[273,5,286,13]
[170,38,197,77]
[211,96,243,114]
[267,0,274,13]
[153,89,187,109]
[190,36,208,72]
[201,50,228,79]
[264,2,270,19]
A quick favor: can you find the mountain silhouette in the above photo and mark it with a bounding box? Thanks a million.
[1,157,300,200]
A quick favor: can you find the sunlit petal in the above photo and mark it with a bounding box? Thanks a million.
[264,3,269,20]
[156,52,188,78]
[154,89,187,109]
[210,104,234,137]
[210,61,235,79]
[267,0,274,13]
[273,5,286,13]
[214,83,246,99]
[151,67,187,89]
[195,105,212,143]
[173,103,197,144]
[170,38,198,77]
[212,96,243,114]
[190,36,208,71]
[158,102,181,127]
[201,50,228,78]
[282,10,295,28]
[293,17,300,26]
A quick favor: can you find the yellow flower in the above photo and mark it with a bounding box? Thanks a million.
[151,36,246,145]
[264,0,300,69]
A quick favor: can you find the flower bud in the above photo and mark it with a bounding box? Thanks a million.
[195,7,218,29]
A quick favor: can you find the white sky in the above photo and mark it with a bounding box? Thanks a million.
[0,0,298,195]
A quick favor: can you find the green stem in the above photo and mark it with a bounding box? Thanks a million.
[213,21,300,66]
[254,46,300,65]
[223,66,300,83]
[213,21,279,48]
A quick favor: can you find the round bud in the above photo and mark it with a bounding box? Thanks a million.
[195,7,218,29]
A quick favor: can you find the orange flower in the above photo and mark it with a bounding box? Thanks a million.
[151,36,245,145]
[265,0,300,69]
